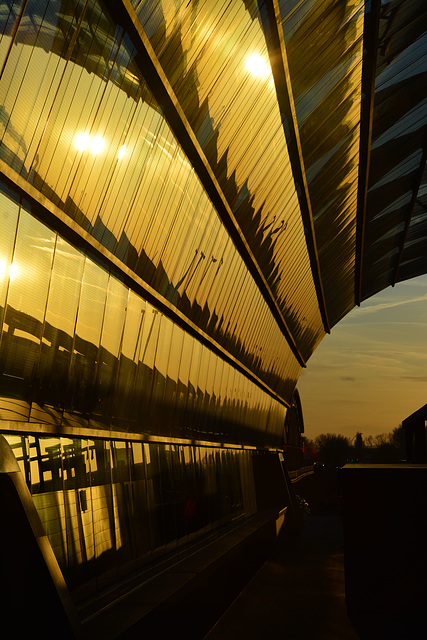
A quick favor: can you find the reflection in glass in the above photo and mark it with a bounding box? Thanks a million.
[0,0,304,396]
[3,430,259,607]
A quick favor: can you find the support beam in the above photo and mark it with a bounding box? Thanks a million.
[109,0,307,367]
[259,0,330,335]
[355,0,381,305]
[392,146,427,286]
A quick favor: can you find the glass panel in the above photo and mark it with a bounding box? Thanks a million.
[177,445,198,539]
[185,337,202,438]
[176,331,193,432]
[163,323,184,436]
[90,439,116,595]
[112,288,143,429]
[0,1,25,69]
[111,441,134,568]
[130,441,152,568]
[61,437,94,589]
[91,276,128,425]
[149,313,171,429]
[64,256,108,423]
[0,184,19,317]
[159,444,177,550]
[0,0,308,403]
[32,237,85,421]
[132,302,160,432]
[29,436,68,575]
[1,208,54,418]
[145,443,165,558]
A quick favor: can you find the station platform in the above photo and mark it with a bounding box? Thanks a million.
[204,515,359,640]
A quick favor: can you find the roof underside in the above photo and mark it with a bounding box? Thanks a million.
[129,0,427,359]
[1,0,425,411]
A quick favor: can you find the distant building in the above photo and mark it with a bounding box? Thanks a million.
[403,404,427,463]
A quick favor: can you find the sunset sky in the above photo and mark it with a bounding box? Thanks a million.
[298,274,427,441]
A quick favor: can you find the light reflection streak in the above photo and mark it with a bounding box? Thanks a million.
[0,259,17,281]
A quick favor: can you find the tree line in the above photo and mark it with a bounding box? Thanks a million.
[302,426,405,468]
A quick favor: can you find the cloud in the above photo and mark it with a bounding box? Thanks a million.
[401,376,427,382]
[341,376,355,381]
[355,294,427,315]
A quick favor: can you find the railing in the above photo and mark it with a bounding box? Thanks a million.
[288,465,315,482]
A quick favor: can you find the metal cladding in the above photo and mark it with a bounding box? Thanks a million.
[0,0,425,447]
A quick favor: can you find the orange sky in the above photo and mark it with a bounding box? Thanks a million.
[297,274,427,441]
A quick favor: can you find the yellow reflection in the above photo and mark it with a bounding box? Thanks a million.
[246,53,270,79]
[118,145,126,160]
[90,135,104,154]
[10,261,17,280]
[75,132,89,151]
[75,133,105,154]
[0,259,17,281]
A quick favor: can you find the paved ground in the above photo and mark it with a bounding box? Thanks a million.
[204,515,360,640]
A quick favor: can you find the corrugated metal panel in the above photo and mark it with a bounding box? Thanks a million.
[0,0,303,405]
[361,0,427,300]
[133,0,325,360]
[280,0,365,327]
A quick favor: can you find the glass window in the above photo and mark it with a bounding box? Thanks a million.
[1,208,54,415]
[163,323,184,435]
[29,435,68,574]
[145,443,166,557]
[92,275,128,425]
[0,1,25,69]
[184,338,202,437]
[0,185,19,315]
[176,331,193,430]
[159,444,177,549]
[32,237,85,420]
[112,289,144,429]
[3,433,28,479]
[111,441,134,567]
[128,299,160,432]
[90,439,117,593]
[64,256,108,421]
[130,441,152,566]
[149,314,172,429]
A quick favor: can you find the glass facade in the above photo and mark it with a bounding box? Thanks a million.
[0,183,288,446]
[5,431,256,606]
[0,0,425,625]
[281,0,365,326]
[0,0,303,400]
[134,0,325,357]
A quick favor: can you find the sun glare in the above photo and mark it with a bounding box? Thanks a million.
[75,132,89,151]
[75,132,105,154]
[90,135,104,154]
[246,53,270,79]
[0,259,17,281]
[9,261,17,280]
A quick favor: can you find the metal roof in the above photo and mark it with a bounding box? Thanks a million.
[0,0,425,413]
[129,0,427,358]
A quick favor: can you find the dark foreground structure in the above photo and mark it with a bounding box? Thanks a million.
[0,0,426,637]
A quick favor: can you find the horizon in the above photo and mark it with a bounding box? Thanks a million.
[298,273,427,441]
